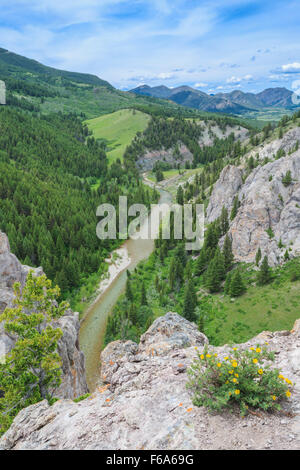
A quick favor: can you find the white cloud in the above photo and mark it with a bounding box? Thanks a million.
[194,82,208,88]
[282,62,300,72]
[226,74,253,83]
[226,76,241,83]
[157,72,174,80]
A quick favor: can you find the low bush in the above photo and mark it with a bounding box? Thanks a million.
[187,344,293,416]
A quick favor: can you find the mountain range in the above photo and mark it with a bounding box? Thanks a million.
[130,84,297,114]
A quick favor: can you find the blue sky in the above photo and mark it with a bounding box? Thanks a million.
[1,0,300,93]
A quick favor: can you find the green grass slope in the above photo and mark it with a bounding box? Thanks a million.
[85,109,151,162]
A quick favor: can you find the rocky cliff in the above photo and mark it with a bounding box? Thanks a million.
[137,123,248,171]
[1,312,299,450]
[206,126,300,265]
[0,231,88,399]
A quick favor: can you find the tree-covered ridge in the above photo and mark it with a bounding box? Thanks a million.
[0,47,112,88]
[0,108,158,295]
[124,115,249,168]
[0,108,107,178]
[1,48,228,119]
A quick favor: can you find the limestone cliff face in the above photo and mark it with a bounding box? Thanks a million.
[206,165,243,223]
[136,123,248,172]
[206,126,300,265]
[1,312,299,450]
[0,231,88,399]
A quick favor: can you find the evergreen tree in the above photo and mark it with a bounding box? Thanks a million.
[128,303,138,324]
[224,271,233,295]
[205,248,225,293]
[125,279,133,301]
[176,185,184,206]
[195,249,207,275]
[0,272,68,436]
[229,270,246,297]
[230,196,240,221]
[282,170,292,187]
[141,282,147,306]
[255,247,262,266]
[223,234,234,271]
[220,206,229,235]
[257,256,271,285]
[183,280,197,322]
[198,314,204,333]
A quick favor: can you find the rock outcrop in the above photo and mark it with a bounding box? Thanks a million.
[206,165,243,223]
[206,125,300,265]
[0,231,88,399]
[1,312,299,450]
[137,123,248,172]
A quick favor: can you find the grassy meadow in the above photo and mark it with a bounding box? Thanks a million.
[85,108,151,163]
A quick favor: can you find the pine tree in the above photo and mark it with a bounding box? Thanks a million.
[183,280,197,322]
[220,206,229,235]
[223,234,234,271]
[128,303,138,324]
[282,170,292,187]
[224,271,233,295]
[0,272,68,435]
[198,314,204,333]
[230,196,240,221]
[195,249,207,275]
[205,248,225,293]
[141,282,147,306]
[176,185,184,206]
[229,270,246,297]
[257,256,271,285]
[125,279,133,301]
[255,247,262,266]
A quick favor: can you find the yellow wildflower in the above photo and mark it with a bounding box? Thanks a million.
[250,347,255,351]
[232,378,238,383]
[253,358,258,364]
[258,369,263,375]
[234,390,240,395]
[256,348,261,353]
[200,355,204,360]
[286,390,291,398]
[229,370,234,374]
[278,374,284,380]
[272,396,276,401]
[217,363,221,368]
[235,373,239,378]
[206,354,211,358]
[233,348,237,351]
[232,361,238,368]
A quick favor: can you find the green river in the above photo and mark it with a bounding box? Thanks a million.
[79,188,172,391]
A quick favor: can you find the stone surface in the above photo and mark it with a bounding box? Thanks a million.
[206,125,300,265]
[230,151,300,265]
[206,165,243,223]
[0,231,88,399]
[1,313,299,451]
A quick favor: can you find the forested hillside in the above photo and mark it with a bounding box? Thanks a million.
[106,110,300,347]
[0,107,158,295]
[0,48,212,119]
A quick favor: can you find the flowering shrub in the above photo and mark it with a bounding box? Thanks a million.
[187,345,293,415]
